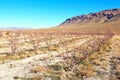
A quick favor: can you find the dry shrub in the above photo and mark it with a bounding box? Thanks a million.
[93,59,101,66]
[48,62,68,71]
[48,45,59,51]
[0,56,5,63]
[31,66,47,73]
[31,77,42,80]
[74,63,96,77]
[116,64,120,71]
[72,52,84,62]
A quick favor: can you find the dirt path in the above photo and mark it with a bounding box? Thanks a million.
[0,51,62,80]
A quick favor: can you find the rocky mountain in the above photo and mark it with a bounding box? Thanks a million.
[61,8,120,25]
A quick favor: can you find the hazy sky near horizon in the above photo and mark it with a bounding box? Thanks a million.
[0,0,120,28]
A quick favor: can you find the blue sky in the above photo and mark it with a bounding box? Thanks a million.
[0,0,120,28]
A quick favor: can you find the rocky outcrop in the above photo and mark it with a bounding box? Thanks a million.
[61,8,120,25]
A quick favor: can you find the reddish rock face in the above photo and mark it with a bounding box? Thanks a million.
[61,8,120,25]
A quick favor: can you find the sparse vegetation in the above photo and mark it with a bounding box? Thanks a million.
[0,30,120,80]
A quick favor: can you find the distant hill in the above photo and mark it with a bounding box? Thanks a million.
[61,8,120,25]
[58,8,120,34]
[0,27,31,30]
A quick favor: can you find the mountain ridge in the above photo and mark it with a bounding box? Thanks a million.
[60,8,120,25]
